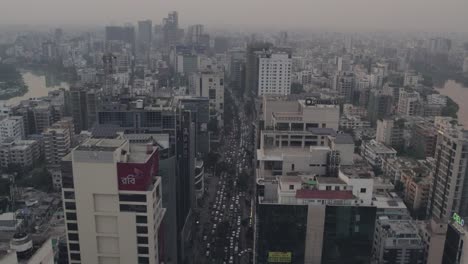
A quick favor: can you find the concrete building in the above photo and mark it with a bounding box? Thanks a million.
[245,42,273,96]
[339,115,371,130]
[372,218,424,264]
[0,116,24,143]
[427,94,447,106]
[398,89,421,116]
[0,139,40,169]
[332,71,355,103]
[362,140,397,169]
[70,87,98,133]
[256,174,378,264]
[376,118,405,150]
[441,217,468,264]
[400,169,431,218]
[0,237,54,264]
[463,57,468,73]
[189,70,225,129]
[262,96,340,131]
[417,220,447,264]
[403,71,420,87]
[412,121,438,158]
[367,89,393,125]
[43,127,71,189]
[428,117,468,221]
[257,51,292,96]
[228,49,246,93]
[61,138,166,264]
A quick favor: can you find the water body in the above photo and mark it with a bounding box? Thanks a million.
[436,80,468,128]
[5,71,69,106]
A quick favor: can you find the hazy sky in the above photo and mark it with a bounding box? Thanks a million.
[1,0,468,32]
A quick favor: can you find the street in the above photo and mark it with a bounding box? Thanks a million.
[192,87,255,264]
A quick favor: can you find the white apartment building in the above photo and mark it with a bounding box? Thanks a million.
[398,89,421,116]
[189,70,225,128]
[62,138,166,264]
[0,116,24,143]
[426,94,447,106]
[258,52,292,96]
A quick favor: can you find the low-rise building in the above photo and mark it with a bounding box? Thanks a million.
[361,140,397,169]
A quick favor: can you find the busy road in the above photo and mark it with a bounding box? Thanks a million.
[193,87,254,264]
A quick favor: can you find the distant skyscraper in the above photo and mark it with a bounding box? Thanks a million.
[70,87,98,133]
[105,25,136,53]
[186,24,203,44]
[332,71,356,103]
[137,20,152,60]
[162,11,179,47]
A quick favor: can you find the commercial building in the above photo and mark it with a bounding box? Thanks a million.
[400,168,431,218]
[257,51,292,96]
[261,96,340,131]
[245,42,273,96]
[105,25,136,52]
[417,220,447,264]
[137,20,152,61]
[361,140,397,169]
[412,120,438,157]
[162,11,180,47]
[428,117,468,221]
[441,216,468,264]
[403,71,420,87]
[70,87,98,133]
[61,138,166,264]
[372,218,424,264]
[256,172,377,264]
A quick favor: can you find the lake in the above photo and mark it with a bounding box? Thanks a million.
[436,80,468,128]
[5,71,69,106]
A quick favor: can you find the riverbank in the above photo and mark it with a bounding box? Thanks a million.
[0,63,27,100]
[436,80,468,128]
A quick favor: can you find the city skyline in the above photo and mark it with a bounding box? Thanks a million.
[1,0,468,32]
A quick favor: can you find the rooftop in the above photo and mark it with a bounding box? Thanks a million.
[76,138,127,152]
[316,176,346,184]
[340,164,374,179]
[334,134,354,144]
[296,189,354,200]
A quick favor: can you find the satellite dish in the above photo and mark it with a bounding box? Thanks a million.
[305,98,316,106]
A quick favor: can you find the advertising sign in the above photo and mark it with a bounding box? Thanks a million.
[268,252,292,263]
[117,148,159,191]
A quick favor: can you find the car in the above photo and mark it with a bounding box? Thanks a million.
[206,251,210,257]
[203,235,207,241]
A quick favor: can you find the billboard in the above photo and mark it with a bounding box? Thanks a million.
[117,148,159,191]
[268,252,292,263]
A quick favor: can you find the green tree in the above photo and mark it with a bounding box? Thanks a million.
[291,82,305,94]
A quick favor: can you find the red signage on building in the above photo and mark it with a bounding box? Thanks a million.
[117,148,159,191]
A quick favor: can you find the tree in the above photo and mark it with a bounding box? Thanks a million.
[441,97,459,119]
[291,82,305,94]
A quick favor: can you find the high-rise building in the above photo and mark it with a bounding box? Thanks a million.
[189,70,225,130]
[398,89,421,116]
[332,71,356,103]
[43,127,71,189]
[367,89,393,125]
[463,57,468,73]
[137,20,152,60]
[376,118,405,149]
[185,24,203,44]
[372,218,424,264]
[428,37,451,54]
[228,49,246,93]
[428,117,468,221]
[105,25,136,53]
[257,50,292,96]
[441,217,468,264]
[162,11,179,47]
[0,139,40,169]
[245,42,273,96]
[61,138,166,264]
[70,87,98,133]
